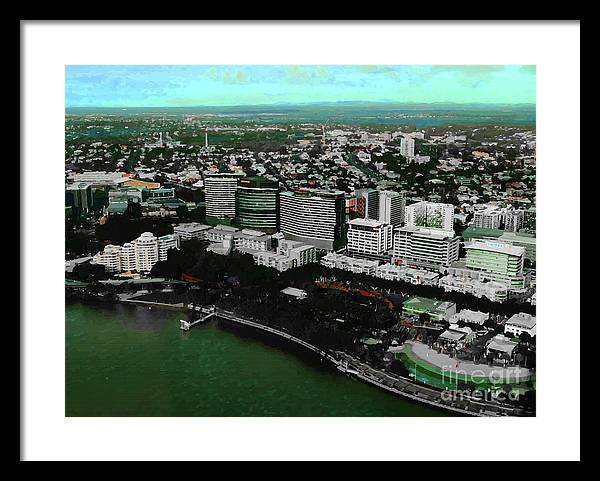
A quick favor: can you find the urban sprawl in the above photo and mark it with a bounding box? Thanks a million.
[65,111,536,416]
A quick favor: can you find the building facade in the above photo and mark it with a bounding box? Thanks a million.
[235,176,279,233]
[92,232,179,274]
[253,239,317,272]
[204,174,242,223]
[405,201,454,231]
[504,313,536,337]
[320,252,379,275]
[400,136,415,158]
[347,218,393,256]
[378,190,406,226]
[279,189,346,250]
[393,226,460,269]
[173,223,212,241]
[464,239,526,289]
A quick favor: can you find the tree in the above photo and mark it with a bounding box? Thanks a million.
[71,262,109,282]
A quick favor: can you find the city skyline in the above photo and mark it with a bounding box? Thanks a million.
[66,65,536,107]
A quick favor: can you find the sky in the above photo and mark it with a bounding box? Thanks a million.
[65,65,536,108]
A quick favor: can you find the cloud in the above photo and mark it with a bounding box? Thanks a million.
[205,67,251,85]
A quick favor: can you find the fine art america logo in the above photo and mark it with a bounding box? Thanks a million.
[439,366,527,402]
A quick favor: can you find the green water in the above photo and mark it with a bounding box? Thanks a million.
[66,302,445,417]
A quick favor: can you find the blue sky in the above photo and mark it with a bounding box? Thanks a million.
[65,65,536,107]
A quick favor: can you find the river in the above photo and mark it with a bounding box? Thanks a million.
[66,302,446,417]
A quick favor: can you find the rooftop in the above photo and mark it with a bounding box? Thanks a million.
[397,225,456,240]
[403,296,455,312]
[348,218,384,228]
[465,239,525,257]
[462,227,504,240]
[506,312,536,329]
[438,329,466,342]
[174,223,211,232]
[486,334,518,355]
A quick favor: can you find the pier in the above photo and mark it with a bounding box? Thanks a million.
[179,305,218,330]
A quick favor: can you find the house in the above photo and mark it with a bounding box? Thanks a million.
[449,309,489,326]
[402,296,456,322]
[504,312,536,337]
[437,325,475,350]
[485,334,519,360]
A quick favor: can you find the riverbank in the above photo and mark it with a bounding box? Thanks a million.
[70,291,534,416]
[66,301,445,417]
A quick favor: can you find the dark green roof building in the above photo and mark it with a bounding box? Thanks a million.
[235,176,279,233]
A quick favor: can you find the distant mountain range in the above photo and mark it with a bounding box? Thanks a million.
[67,101,535,111]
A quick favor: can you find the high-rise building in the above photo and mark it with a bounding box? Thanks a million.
[133,232,159,273]
[347,218,393,256]
[157,234,179,261]
[473,206,504,230]
[464,239,526,289]
[523,207,536,233]
[92,232,180,274]
[253,239,317,272]
[354,188,379,220]
[66,183,93,212]
[393,226,460,269]
[400,136,415,158]
[120,242,136,272]
[235,176,279,233]
[204,173,243,223]
[378,190,406,226]
[92,244,122,273]
[405,201,454,231]
[280,189,346,250]
[504,207,526,233]
[173,223,212,241]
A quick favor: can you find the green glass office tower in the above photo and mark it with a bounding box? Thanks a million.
[235,177,279,233]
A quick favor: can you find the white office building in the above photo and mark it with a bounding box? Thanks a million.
[73,171,127,186]
[400,135,415,158]
[279,189,346,250]
[405,201,454,231]
[320,252,379,275]
[120,242,136,272]
[133,232,160,272]
[93,232,180,274]
[504,207,526,232]
[393,226,460,269]
[347,218,393,256]
[206,225,240,243]
[473,206,504,230]
[378,190,405,226]
[173,223,212,241]
[92,244,122,273]
[157,234,179,261]
[233,229,272,251]
[438,274,509,303]
[375,263,440,285]
[204,174,241,220]
[253,239,317,272]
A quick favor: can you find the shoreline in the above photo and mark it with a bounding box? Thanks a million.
[66,295,533,417]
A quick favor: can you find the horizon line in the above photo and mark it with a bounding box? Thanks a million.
[66,100,536,109]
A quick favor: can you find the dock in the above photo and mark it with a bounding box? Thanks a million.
[179,305,217,330]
